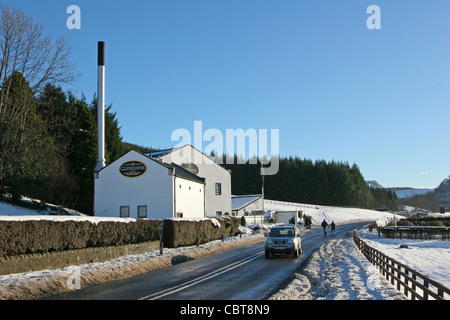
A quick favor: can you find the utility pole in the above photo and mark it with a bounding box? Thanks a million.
[261,162,265,226]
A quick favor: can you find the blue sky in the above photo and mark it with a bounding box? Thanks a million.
[5,0,450,188]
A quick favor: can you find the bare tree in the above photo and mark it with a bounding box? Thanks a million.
[0,4,78,104]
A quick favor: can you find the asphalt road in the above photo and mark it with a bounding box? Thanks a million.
[46,221,370,300]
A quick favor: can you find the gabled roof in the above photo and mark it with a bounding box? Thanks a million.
[149,144,231,175]
[231,194,262,211]
[147,147,179,158]
[97,149,205,184]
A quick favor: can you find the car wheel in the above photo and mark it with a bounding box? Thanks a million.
[265,251,271,259]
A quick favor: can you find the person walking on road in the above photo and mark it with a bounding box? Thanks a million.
[321,219,329,235]
[330,221,336,235]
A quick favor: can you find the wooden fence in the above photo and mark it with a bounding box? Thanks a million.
[353,231,450,300]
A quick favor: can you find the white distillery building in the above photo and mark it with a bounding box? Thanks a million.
[149,145,232,216]
[94,150,206,219]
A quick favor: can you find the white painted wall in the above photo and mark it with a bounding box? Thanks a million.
[233,198,263,216]
[174,177,205,219]
[94,150,174,219]
[159,145,232,216]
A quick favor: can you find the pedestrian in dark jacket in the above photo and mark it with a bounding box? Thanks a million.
[321,219,329,235]
[331,221,336,235]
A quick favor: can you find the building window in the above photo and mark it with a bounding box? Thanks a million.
[138,205,147,219]
[215,183,222,195]
[177,212,183,218]
[120,206,129,218]
[216,211,222,216]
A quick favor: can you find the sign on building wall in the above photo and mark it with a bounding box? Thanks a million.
[119,161,147,178]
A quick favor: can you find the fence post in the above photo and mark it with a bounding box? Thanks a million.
[404,269,409,297]
[423,281,429,300]
[159,226,164,255]
[438,287,444,299]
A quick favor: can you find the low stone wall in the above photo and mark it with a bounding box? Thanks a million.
[0,241,160,275]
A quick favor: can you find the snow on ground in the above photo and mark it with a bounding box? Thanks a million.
[359,229,450,290]
[270,226,450,300]
[263,199,396,226]
[0,214,137,223]
[0,196,87,216]
[269,234,407,300]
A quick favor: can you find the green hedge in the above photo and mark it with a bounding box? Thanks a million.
[162,217,240,248]
[0,217,242,257]
[0,219,162,258]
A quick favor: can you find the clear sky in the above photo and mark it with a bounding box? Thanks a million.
[4,0,450,188]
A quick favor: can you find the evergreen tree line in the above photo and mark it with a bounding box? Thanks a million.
[0,74,140,214]
[223,156,399,210]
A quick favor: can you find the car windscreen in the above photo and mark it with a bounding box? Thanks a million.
[269,227,295,238]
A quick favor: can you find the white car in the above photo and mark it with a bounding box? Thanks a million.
[265,225,302,258]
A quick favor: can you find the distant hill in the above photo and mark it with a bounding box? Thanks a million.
[389,175,450,211]
[388,187,434,199]
[435,176,450,203]
[388,175,450,201]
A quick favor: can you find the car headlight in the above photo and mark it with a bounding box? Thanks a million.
[288,239,294,244]
[266,238,273,244]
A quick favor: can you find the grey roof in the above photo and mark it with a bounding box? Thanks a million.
[166,162,205,184]
[232,195,262,211]
[148,148,178,158]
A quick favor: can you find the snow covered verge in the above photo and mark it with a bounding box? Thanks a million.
[0,196,87,216]
[269,233,407,300]
[0,230,265,300]
[270,228,450,300]
[360,229,450,290]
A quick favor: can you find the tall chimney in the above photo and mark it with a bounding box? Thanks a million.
[95,41,106,172]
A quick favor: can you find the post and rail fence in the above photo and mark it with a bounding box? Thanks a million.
[352,231,450,300]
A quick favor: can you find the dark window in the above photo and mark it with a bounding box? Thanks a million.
[215,183,222,195]
[138,205,147,218]
[120,206,129,218]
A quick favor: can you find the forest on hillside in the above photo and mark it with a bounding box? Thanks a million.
[401,176,450,212]
[223,156,399,211]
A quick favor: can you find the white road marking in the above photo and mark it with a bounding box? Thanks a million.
[139,251,265,300]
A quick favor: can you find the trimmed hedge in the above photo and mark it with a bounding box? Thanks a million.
[0,217,241,257]
[162,217,240,248]
[0,219,162,258]
[400,217,450,227]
